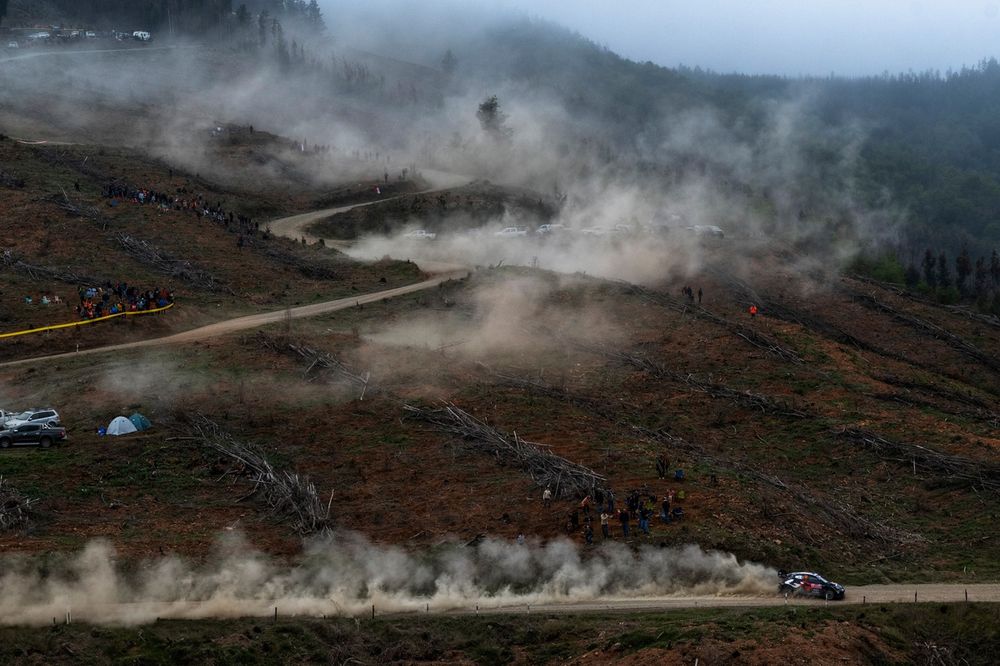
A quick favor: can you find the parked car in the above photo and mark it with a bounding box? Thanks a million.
[536,224,566,235]
[579,226,609,236]
[133,31,152,42]
[0,423,68,449]
[3,409,61,429]
[777,572,845,600]
[686,224,725,238]
[6,41,19,49]
[494,226,528,238]
[403,229,437,240]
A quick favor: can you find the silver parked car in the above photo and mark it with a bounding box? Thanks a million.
[4,409,61,429]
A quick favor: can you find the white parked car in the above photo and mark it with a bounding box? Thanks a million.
[494,227,528,238]
[579,226,609,236]
[536,224,566,235]
[133,31,152,42]
[4,409,61,429]
[686,225,725,238]
[6,41,19,49]
[403,229,437,240]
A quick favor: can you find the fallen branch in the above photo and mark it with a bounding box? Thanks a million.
[850,274,1000,330]
[490,371,915,544]
[252,332,371,396]
[838,427,1000,492]
[116,233,234,294]
[844,287,1000,373]
[403,403,607,500]
[45,190,106,224]
[1,247,105,286]
[192,418,332,535]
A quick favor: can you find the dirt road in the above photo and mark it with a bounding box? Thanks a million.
[268,169,472,247]
[0,272,463,369]
[0,178,470,367]
[4,583,998,626]
[456,583,1000,616]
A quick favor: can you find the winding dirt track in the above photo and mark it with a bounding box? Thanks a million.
[0,173,470,368]
[462,583,1000,616]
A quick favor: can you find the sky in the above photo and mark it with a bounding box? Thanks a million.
[488,0,1000,76]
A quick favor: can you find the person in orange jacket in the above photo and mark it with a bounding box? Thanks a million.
[749,304,758,318]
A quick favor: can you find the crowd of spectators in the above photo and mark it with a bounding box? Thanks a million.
[102,181,260,241]
[76,282,173,319]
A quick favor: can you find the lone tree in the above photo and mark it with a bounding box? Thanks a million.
[477,95,512,141]
[956,245,973,294]
[442,49,457,75]
[937,251,952,288]
[922,249,937,287]
[306,0,326,32]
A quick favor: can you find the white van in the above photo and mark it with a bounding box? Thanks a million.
[133,31,152,42]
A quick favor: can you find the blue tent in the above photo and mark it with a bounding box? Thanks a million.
[129,412,152,431]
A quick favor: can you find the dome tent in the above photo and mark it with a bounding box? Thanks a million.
[129,412,152,431]
[107,416,138,436]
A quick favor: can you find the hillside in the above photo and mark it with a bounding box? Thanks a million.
[1,6,1000,662]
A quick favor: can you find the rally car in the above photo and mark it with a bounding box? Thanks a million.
[777,571,845,600]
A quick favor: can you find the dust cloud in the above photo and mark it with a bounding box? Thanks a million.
[361,273,623,360]
[0,531,776,626]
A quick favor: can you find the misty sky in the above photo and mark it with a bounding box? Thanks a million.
[493,0,1000,76]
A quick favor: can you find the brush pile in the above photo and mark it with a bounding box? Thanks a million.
[116,233,233,294]
[404,403,607,499]
[252,332,371,395]
[0,476,37,531]
[0,170,25,189]
[46,190,106,224]
[193,418,332,534]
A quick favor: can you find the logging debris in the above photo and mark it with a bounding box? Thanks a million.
[490,370,915,545]
[252,332,372,397]
[192,418,332,535]
[0,476,37,531]
[403,402,608,500]
[1,247,105,286]
[622,283,803,364]
[115,233,234,294]
[844,287,1000,373]
[838,427,1000,492]
[573,341,808,418]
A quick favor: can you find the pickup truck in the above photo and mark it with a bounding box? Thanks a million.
[0,423,68,449]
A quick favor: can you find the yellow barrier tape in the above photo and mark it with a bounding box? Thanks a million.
[0,303,175,340]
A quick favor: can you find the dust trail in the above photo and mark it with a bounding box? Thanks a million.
[0,531,776,626]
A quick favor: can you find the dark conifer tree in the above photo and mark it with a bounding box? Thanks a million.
[922,249,937,287]
[937,251,952,288]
